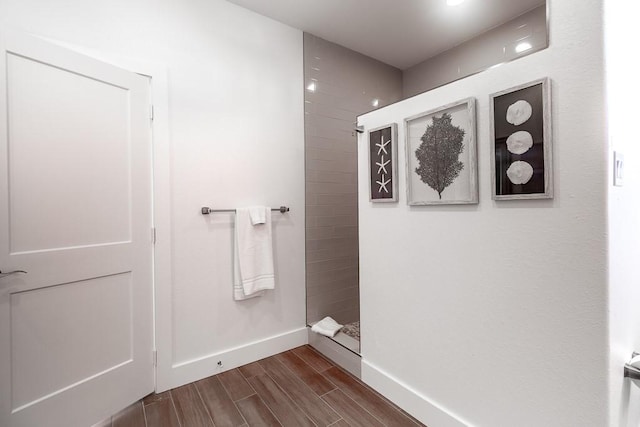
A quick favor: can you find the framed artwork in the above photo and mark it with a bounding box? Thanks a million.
[404,98,478,205]
[368,123,398,202]
[490,77,552,200]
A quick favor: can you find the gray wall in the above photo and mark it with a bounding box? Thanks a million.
[403,5,547,98]
[304,33,402,325]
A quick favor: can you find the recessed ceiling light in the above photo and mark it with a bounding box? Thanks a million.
[372,99,380,107]
[306,82,317,92]
[515,42,532,53]
[446,0,465,6]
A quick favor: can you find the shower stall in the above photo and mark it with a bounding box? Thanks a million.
[303,33,403,362]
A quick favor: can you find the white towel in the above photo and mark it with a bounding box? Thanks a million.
[311,316,344,338]
[249,206,266,225]
[233,206,275,300]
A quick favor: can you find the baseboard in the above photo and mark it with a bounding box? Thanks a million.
[157,327,308,392]
[361,359,470,427]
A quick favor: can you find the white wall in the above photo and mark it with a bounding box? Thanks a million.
[606,0,640,425]
[357,0,609,425]
[0,0,306,391]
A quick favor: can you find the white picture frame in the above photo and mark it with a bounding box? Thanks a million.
[490,77,553,200]
[404,98,478,205]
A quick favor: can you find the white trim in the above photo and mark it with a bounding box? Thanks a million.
[361,359,470,427]
[158,327,307,392]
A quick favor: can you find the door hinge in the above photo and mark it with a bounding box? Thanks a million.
[151,227,156,244]
[153,350,157,367]
[149,104,154,121]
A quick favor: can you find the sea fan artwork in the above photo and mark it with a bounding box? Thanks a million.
[414,113,465,200]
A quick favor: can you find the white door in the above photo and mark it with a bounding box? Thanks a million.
[0,32,154,427]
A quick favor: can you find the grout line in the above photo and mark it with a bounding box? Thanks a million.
[238,366,251,381]
[330,365,421,426]
[193,380,217,427]
[141,400,148,427]
[232,398,249,426]
[250,373,320,427]
[319,388,337,398]
[254,392,285,427]
[336,366,421,426]
[242,369,258,396]
[326,419,345,427]
[168,390,183,427]
[219,370,257,403]
[273,352,328,398]
[258,359,320,427]
[323,388,387,427]
[217,375,249,425]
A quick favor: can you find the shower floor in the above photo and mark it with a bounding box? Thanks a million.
[331,320,359,354]
[309,319,361,354]
[341,321,360,341]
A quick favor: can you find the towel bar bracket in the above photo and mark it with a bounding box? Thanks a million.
[625,352,640,382]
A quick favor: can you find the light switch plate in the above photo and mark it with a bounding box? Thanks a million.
[614,151,624,187]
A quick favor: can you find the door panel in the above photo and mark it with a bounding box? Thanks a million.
[11,274,133,411]
[0,32,153,427]
[7,52,132,253]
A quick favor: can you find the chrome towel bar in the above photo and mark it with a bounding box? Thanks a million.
[201,206,290,215]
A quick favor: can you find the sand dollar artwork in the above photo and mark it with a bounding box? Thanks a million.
[506,131,534,155]
[506,161,534,185]
[506,100,532,126]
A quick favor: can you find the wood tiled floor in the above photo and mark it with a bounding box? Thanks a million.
[97,345,424,427]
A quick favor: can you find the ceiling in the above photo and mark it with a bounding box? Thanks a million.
[225,0,545,70]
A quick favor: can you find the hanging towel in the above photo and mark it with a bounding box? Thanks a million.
[249,206,266,225]
[311,316,344,338]
[233,206,275,301]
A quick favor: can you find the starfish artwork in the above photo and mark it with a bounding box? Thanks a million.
[369,125,397,202]
[376,135,390,155]
[376,155,390,174]
[376,175,390,193]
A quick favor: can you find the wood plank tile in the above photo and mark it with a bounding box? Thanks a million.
[293,345,334,372]
[247,373,315,427]
[328,420,350,427]
[171,384,214,427]
[218,368,255,401]
[112,401,145,427]
[195,375,247,427]
[322,367,422,426]
[238,361,266,379]
[276,351,336,395]
[259,356,340,426]
[143,391,172,406]
[322,389,384,427]
[144,397,181,427]
[236,394,282,427]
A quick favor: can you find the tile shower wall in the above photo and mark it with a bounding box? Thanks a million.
[304,33,402,325]
[403,5,547,97]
